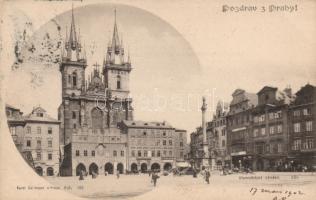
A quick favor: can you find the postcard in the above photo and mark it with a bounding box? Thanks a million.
[0,0,315,200]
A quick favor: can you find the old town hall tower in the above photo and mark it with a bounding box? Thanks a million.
[59,8,133,176]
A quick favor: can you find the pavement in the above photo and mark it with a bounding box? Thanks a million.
[44,172,316,200]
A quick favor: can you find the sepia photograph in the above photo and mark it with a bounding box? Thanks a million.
[0,0,315,200]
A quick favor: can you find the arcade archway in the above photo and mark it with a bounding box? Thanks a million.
[151,163,161,172]
[131,163,138,173]
[35,166,43,176]
[47,167,54,176]
[141,163,147,173]
[117,163,124,174]
[76,163,86,176]
[163,162,172,171]
[105,162,114,174]
[89,163,99,175]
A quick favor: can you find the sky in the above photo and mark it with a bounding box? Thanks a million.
[2,1,316,140]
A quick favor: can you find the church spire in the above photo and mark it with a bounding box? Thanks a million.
[69,4,77,50]
[112,8,121,52]
[104,8,126,65]
[63,4,84,62]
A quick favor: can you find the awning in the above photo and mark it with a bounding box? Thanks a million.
[232,127,246,132]
[176,162,190,167]
[231,151,246,156]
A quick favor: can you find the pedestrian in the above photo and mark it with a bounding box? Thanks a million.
[79,170,84,180]
[205,169,210,184]
[116,170,120,179]
[92,171,97,179]
[193,168,197,178]
[152,172,160,187]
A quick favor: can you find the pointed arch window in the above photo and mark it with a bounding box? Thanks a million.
[117,75,121,89]
[72,72,77,87]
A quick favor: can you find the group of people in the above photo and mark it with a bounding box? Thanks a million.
[79,168,212,186]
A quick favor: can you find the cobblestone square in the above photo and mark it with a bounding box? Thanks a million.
[45,172,316,200]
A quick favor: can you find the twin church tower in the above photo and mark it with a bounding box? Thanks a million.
[58,8,133,146]
[58,7,187,176]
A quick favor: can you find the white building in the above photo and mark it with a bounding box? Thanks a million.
[23,107,60,176]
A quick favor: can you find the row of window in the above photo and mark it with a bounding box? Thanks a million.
[130,131,172,137]
[254,111,282,123]
[214,119,226,127]
[254,143,283,154]
[212,129,226,137]
[26,140,53,148]
[75,150,125,157]
[228,114,251,126]
[293,121,313,133]
[35,152,53,161]
[130,150,178,157]
[293,108,311,117]
[129,139,183,147]
[26,126,53,134]
[292,139,314,150]
[253,125,283,137]
[230,123,312,141]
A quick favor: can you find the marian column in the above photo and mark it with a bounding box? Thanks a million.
[201,97,209,168]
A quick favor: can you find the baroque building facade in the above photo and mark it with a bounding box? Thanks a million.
[189,84,316,172]
[226,89,257,169]
[5,105,60,176]
[251,86,293,171]
[288,84,316,169]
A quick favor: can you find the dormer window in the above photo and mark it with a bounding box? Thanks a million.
[36,113,43,117]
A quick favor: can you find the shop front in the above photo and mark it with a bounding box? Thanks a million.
[231,151,253,171]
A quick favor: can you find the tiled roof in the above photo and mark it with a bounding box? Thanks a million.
[24,106,59,123]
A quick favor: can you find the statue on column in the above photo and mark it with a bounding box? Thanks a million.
[201,97,209,169]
